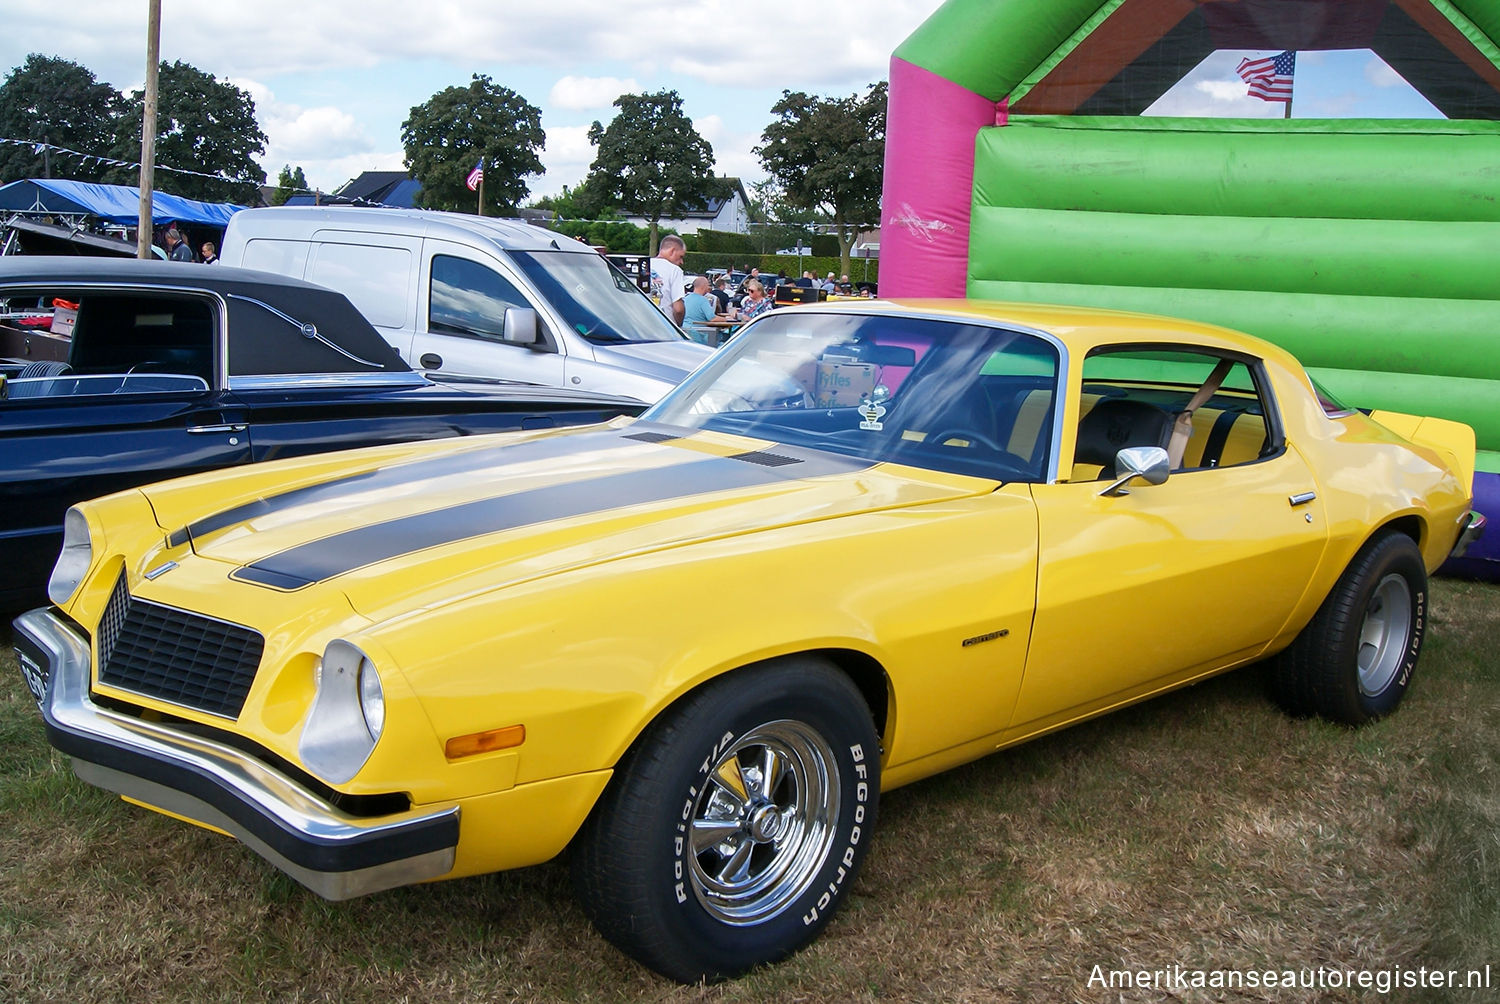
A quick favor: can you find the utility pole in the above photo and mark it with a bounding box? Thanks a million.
[136,0,161,259]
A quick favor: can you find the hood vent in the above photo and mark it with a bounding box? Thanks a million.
[728,450,802,468]
[624,431,679,444]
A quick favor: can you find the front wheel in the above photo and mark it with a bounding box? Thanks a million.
[571,658,880,983]
[1269,531,1427,724]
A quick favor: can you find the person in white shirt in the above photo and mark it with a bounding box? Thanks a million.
[650,235,687,325]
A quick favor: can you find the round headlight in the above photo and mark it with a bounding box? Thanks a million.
[359,660,385,740]
[300,640,385,784]
[47,507,94,606]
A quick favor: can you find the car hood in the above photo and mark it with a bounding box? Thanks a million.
[587,338,714,383]
[148,421,993,621]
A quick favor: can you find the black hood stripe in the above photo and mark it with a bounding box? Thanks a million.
[230,440,870,590]
[172,424,677,548]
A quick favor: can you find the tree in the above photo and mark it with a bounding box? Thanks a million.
[756,82,887,277]
[0,54,121,184]
[107,61,266,204]
[271,164,309,205]
[528,180,597,220]
[583,90,723,254]
[402,75,544,216]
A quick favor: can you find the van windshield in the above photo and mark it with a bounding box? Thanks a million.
[510,250,687,345]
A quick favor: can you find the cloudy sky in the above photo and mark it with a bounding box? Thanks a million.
[0,1,1441,200]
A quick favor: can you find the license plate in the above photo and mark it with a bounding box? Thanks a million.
[16,644,48,709]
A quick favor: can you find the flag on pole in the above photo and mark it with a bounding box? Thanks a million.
[465,158,484,192]
[1237,51,1296,103]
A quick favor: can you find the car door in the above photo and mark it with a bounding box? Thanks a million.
[411,241,567,387]
[1007,346,1329,737]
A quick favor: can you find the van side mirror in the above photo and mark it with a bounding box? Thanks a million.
[1099,446,1170,497]
[502,307,541,347]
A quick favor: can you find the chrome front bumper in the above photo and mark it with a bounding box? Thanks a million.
[13,607,458,901]
[1451,510,1487,559]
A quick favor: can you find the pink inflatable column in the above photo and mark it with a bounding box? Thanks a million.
[879,57,1003,298]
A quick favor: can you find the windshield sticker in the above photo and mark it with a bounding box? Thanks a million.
[858,399,886,431]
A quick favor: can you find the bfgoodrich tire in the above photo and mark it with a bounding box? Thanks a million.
[570,658,880,983]
[1270,531,1427,725]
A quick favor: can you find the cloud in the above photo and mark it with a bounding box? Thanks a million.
[1364,57,1406,88]
[549,76,639,110]
[235,80,385,192]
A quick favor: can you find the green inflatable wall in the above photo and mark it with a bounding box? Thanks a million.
[966,115,1500,476]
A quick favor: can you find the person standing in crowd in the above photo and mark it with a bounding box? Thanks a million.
[738,278,772,321]
[795,270,814,288]
[682,276,717,343]
[200,242,219,264]
[709,275,732,314]
[650,234,687,325]
[821,272,837,292]
[164,228,194,262]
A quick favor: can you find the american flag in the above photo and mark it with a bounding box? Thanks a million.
[1237,50,1296,103]
[465,158,484,192]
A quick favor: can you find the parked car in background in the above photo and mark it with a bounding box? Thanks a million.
[219,207,714,403]
[0,258,641,609]
[15,299,1481,982]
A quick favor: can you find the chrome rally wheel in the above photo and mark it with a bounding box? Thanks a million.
[571,658,880,983]
[1356,573,1414,698]
[687,720,839,925]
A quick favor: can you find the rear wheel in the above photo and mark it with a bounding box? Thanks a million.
[571,658,880,983]
[1270,531,1427,724]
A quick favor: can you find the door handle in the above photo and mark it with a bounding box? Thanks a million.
[420,353,443,369]
[187,423,248,434]
[1288,491,1317,506]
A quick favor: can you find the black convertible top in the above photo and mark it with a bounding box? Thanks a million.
[0,257,408,376]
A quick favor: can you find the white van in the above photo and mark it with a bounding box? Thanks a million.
[219,207,712,403]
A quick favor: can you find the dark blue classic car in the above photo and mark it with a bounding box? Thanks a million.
[0,258,644,609]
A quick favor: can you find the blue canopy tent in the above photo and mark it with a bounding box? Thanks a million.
[0,179,244,226]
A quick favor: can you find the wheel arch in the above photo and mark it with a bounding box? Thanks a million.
[587,647,894,810]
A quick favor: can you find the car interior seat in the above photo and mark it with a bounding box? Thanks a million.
[1073,398,1175,479]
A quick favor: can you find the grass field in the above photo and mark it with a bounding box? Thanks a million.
[3,578,1498,1002]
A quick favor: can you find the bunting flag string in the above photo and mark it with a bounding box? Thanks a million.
[0,136,390,208]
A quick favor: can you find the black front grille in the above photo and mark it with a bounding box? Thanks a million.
[97,576,264,718]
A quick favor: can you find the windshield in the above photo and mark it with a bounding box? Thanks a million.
[646,310,1062,482]
[510,250,687,345]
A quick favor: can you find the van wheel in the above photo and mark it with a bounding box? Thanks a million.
[1270,532,1426,724]
[570,658,880,983]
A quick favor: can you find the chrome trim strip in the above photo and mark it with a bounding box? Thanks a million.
[225,372,428,391]
[1289,491,1317,506]
[14,608,458,900]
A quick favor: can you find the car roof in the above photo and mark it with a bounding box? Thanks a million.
[0,256,409,377]
[226,206,593,255]
[815,297,1299,365]
[0,255,338,292]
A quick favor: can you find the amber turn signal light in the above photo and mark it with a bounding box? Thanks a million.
[444,724,525,760]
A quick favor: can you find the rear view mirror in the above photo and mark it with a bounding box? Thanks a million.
[503,307,540,347]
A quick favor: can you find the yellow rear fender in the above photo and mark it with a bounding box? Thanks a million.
[1369,411,1477,494]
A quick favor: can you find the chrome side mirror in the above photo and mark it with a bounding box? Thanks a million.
[1100,445,1170,497]
[502,307,541,347]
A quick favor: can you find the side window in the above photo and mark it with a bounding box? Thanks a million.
[2,291,214,402]
[429,255,532,341]
[1071,347,1276,481]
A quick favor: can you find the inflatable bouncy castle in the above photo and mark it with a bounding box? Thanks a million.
[882,0,1500,578]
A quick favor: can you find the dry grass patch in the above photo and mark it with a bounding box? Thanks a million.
[2,577,1498,1001]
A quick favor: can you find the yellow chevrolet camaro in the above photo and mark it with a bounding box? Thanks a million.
[14,300,1485,982]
